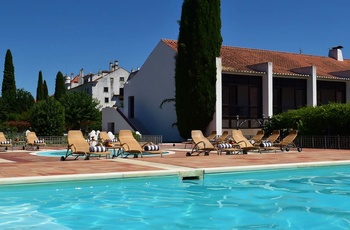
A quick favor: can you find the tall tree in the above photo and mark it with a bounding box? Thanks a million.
[43,80,49,100]
[36,70,44,101]
[1,49,17,112]
[60,91,102,132]
[30,97,65,136]
[175,0,222,138]
[15,88,35,113]
[54,71,66,100]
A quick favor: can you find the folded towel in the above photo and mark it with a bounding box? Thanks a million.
[144,145,160,151]
[89,146,107,152]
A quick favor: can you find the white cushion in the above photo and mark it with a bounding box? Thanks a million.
[1,140,10,144]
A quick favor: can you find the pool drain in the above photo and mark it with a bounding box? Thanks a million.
[178,170,204,180]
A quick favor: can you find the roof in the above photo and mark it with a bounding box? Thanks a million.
[162,39,350,80]
[71,76,79,83]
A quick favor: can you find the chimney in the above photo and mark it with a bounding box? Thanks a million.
[109,62,113,71]
[79,68,84,85]
[328,46,343,61]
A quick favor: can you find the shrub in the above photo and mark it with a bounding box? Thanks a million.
[264,103,350,136]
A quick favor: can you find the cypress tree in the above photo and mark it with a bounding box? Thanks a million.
[1,49,17,111]
[43,80,49,100]
[54,71,66,100]
[175,0,222,138]
[36,71,44,101]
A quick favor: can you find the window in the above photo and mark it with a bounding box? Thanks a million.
[104,87,108,93]
[120,77,124,82]
[273,78,307,114]
[317,81,345,105]
[222,74,262,129]
[107,122,115,134]
[104,97,109,103]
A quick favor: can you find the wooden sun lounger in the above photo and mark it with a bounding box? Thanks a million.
[61,130,110,161]
[265,130,302,152]
[231,130,261,154]
[24,132,46,150]
[99,131,123,158]
[118,130,163,158]
[0,132,12,151]
[187,130,239,156]
[251,130,264,146]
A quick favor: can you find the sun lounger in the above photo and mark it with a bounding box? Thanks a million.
[118,130,163,158]
[265,130,302,152]
[0,132,12,151]
[258,130,280,148]
[186,130,218,156]
[266,130,280,143]
[61,130,110,161]
[187,130,239,156]
[250,130,264,146]
[24,132,46,150]
[215,131,229,144]
[231,130,261,154]
[206,130,217,142]
[99,131,122,157]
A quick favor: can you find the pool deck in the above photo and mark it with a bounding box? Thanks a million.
[1,143,350,184]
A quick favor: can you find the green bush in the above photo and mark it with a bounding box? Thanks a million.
[264,103,350,136]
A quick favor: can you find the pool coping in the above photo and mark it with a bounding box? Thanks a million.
[1,160,350,185]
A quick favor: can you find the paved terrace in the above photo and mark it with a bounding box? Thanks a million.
[1,143,350,183]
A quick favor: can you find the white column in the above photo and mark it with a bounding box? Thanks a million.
[261,62,273,118]
[207,57,222,135]
[307,66,317,106]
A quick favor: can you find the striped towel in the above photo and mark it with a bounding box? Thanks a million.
[89,146,107,152]
[260,141,273,147]
[144,145,160,151]
[34,139,44,143]
[217,143,233,149]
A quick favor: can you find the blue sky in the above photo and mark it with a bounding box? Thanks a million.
[1,0,350,97]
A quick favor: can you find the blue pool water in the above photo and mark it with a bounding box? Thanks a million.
[1,165,350,229]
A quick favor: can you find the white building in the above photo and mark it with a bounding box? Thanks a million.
[65,60,130,108]
[104,39,350,142]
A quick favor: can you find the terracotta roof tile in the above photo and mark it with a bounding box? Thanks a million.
[71,76,79,83]
[162,39,350,80]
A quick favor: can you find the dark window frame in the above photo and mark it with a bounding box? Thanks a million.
[222,74,262,129]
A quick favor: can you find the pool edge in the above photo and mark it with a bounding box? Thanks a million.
[1,160,350,185]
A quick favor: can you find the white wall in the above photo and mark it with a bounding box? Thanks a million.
[102,107,134,134]
[123,40,181,142]
[92,68,129,108]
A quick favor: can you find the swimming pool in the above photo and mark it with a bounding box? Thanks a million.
[1,165,349,229]
[33,149,170,157]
